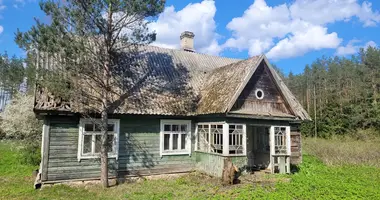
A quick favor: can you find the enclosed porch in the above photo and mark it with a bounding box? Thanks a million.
[194,121,298,177]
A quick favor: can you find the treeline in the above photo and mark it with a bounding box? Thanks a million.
[285,46,380,137]
[0,52,36,95]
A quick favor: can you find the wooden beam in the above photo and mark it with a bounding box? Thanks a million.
[41,118,50,182]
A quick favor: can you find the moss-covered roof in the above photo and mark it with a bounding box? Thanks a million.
[196,56,261,114]
[34,45,310,120]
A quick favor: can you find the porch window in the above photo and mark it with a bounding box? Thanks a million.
[197,123,223,154]
[228,124,244,155]
[197,124,210,152]
[196,123,246,156]
[160,120,191,156]
[78,118,120,160]
[273,126,289,155]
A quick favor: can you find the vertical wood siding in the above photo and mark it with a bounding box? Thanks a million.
[195,152,247,177]
[231,63,291,115]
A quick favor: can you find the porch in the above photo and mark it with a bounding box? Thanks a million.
[194,122,297,177]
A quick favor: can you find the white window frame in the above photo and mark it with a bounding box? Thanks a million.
[195,122,224,154]
[77,118,120,161]
[160,120,192,156]
[195,122,246,156]
[269,126,291,156]
[255,88,264,100]
[227,123,247,156]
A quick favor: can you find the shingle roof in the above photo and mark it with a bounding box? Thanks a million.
[197,56,262,114]
[112,45,241,115]
[34,45,310,120]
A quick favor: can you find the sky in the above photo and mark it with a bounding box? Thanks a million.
[0,0,380,74]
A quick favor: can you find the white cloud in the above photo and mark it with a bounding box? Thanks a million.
[0,0,4,35]
[336,39,377,56]
[336,40,360,56]
[148,0,221,55]
[290,0,380,26]
[365,40,377,48]
[224,0,380,59]
[267,25,341,59]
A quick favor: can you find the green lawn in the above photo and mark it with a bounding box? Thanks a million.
[1,141,380,200]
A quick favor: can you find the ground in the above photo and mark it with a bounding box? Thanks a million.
[0,140,380,200]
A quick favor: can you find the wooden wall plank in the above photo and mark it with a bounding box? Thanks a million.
[45,115,195,182]
[41,118,50,181]
[231,63,292,115]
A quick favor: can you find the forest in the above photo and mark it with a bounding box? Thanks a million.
[2,47,380,138]
[281,46,380,138]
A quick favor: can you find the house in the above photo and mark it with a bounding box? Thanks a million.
[34,31,310,184]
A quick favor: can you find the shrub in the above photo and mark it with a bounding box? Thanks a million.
[0,93,41,140]
[19,141,41,166]
[0,120,5,139]
[0,93,42,165]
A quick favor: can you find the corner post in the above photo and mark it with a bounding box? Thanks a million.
[223,123,229,156]
[41,118,50,182]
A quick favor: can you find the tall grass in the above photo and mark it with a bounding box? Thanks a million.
[303,130,380,167]
[1,141,380,199]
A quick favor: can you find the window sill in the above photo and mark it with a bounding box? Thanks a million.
[195,151,246,157]
[78,154,118,161]
[161,151,191,156]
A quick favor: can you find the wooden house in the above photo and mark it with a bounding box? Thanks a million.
[34,31,310,184]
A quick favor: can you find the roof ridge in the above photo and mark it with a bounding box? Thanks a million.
[147,44,243,61]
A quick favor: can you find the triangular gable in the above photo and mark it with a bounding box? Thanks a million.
[263,56,311,120]
[196,56,262,114]
[224,55,310,120]
[229,61,293,117]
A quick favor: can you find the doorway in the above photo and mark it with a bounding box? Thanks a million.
[247,125,291,173]
[247,126,271,171]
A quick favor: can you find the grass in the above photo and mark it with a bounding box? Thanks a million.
[303,135,380,167]
[1,140,380,200]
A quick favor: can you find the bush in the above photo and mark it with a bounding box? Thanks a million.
[19,142,41,166]
[0,121,5,139]
[0,94,41,140]
[0,93,42,165]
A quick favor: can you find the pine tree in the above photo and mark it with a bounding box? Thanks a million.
[16,0,165,187]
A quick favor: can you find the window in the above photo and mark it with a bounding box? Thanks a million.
[211,124,223,154]
[274,126,288,155]
[255,89,264,100]
[229,124,244,155]
[197,124,209,152]
[196,123,246,155]
[160,120,191,156]
[78,119,119,160]
[197,123,223,154]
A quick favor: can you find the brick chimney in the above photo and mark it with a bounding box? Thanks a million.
[180,31,195,52]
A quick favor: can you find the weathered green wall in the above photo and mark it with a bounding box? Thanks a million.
[46,117,117,181]
[45,115,195,182]
[117,116,195,177]
[195,152,247,177]
[43,115,302,182]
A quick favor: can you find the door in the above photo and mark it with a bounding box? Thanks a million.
[269,126,291,173]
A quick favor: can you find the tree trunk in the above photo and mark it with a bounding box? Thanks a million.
[100,1,113,188]
[100,109,109,188]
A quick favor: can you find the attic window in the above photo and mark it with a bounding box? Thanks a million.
[255,89,264,100]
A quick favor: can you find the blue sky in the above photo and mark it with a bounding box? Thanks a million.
[0,0,380,74]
